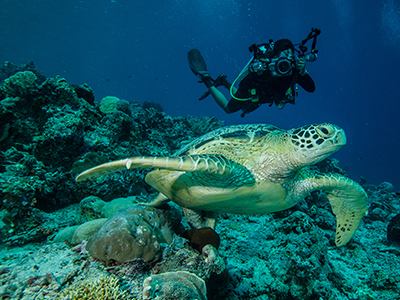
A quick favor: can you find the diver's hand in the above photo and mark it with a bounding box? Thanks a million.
[296,57,307,76]
[197,70,214,88]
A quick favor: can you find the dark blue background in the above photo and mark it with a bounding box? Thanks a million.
[1,0,399,188]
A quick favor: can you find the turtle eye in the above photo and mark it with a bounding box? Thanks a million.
[316,125,332,137]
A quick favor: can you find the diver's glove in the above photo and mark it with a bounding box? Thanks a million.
[213,74,231,89]
[198,74,232,101]
[296,57,308,76]
[197,71,214,88]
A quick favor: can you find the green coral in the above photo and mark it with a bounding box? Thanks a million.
[33,111,84,166]
[100,96,120,113]
[0,148,47,228]
[1,71,38,97]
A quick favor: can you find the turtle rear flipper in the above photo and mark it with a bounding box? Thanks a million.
[314,174,368,246]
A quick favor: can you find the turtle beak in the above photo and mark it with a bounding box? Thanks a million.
[309,127,347,164]
[319,128,346,154]
[334,129,347,147]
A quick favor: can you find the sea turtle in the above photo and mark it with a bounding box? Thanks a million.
[76,123,368,246]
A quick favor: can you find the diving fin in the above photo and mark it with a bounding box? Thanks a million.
[188,49,207,76]
[199,90,211,101]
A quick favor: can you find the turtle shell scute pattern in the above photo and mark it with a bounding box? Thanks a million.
[174,124,281,156]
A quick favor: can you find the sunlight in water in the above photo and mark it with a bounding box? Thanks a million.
[382,0,400,47]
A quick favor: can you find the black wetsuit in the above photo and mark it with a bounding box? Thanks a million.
[227,69,315,115]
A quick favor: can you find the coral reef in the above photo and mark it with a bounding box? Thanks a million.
[388,214,400,243]
[153,236,225,280]
[204,181,400,299]
[1,71,38,98]
[0,63,223,244]
[1,61,400,299]
[142,100,163,112]
[0,61,46,84]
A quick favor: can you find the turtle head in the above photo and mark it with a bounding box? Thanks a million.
[289,123,346,165]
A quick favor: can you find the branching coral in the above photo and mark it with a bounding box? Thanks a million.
[58,273,129,300]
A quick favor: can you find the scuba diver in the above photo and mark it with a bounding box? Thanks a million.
[188,28,321,117]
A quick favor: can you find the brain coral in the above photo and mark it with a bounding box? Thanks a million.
[86,205,173,264]
[99,96,120,114]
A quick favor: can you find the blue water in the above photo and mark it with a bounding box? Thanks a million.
[1,0,399,189]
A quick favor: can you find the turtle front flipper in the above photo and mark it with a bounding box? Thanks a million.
[76,154,254,185]
[141,193,170,207]
[311,173,368,246]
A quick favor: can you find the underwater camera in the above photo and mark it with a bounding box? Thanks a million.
[248,48,296,77]
[248,28,320,77]
[268,51,296,76]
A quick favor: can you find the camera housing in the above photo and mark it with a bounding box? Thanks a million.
[268,56,295,76]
